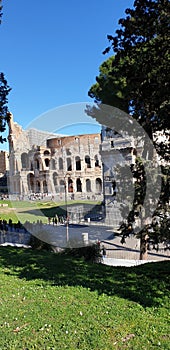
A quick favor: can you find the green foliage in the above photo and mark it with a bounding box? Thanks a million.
[0,73,11,143]
[0,5,11,143]
[0,247,169,349]
[29,234,53,251]
[0,1,2,24]
[89,0,170,136]
[117,160,170,253]
[88,0,170,256]
[88,56,129,112]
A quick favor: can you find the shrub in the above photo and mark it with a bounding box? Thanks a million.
[63,242,102,263]
[29,234,52,251]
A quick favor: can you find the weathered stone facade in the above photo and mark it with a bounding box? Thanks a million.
[7,114,103,201]
[100,126,137,227]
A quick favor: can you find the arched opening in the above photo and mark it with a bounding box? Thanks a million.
[36,180,40,193]
[53,172,58,186]
[94,155,99,167]
[44,158,50,167]
[76,178,82,192]
[59,158,63,170]
[75,156,81,170]
[21,153,29,169]
[27,173,34,192]
[66,148,71,156]
[43,180,48,193]
[86,179,91,192]
[96,178,102,193]
[44,150,50,156]
[85,155,91,168]
[68,178,73,193]
[67,157,72,171]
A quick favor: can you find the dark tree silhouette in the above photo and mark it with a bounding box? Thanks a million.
[0,4,11,143]
[88,0,170,259]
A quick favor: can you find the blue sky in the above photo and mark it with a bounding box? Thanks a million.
[1,0,134,148]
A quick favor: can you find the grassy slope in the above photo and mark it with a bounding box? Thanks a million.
[0,247,169,350]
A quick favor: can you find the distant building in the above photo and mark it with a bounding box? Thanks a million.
[100,126,136,227]
[7,114,103,201]
[6,112,168,228]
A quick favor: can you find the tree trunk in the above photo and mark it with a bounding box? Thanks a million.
[140,233,149,260]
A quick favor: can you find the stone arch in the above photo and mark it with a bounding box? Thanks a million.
[27,173,34,192]
[66,148,71,156]
[86,179,91,192]
[96,178,102,193]
[76,178,82,192]
[44,150,50,156]
[85,155,91,168]
[75,156,81,170]
[21,152,29,169]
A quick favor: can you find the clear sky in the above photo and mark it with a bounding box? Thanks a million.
[1,0,134,148]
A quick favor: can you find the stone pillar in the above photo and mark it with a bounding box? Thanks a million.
[82,232,89,245]
[91,178,96,195]
[40,181,43,193]
[81,178,86,194]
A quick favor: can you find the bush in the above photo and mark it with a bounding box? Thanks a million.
[29,234,52,251]
[63,243,102,263]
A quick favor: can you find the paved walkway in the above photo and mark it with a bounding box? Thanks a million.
[102,257,159,267]
[0,224,169,263]
[101,236,170,262]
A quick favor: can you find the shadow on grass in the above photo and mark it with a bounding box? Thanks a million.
[18,202,103,219]
[18,206,66,219]
[0,247,169,308]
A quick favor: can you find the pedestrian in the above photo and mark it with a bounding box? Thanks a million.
[102,245,106,259]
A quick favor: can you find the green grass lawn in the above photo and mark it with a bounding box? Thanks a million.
[0,200,102,224]
[0,247,169,349]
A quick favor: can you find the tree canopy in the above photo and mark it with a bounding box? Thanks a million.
[88,0,170,258]
[89,0,170,137]
[0,3,11,143]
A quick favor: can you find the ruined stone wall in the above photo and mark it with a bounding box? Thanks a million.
[7,117,103,201]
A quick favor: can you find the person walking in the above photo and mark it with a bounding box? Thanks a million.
[102,245,106,259]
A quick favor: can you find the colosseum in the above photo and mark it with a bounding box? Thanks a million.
[7,114,103,201]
